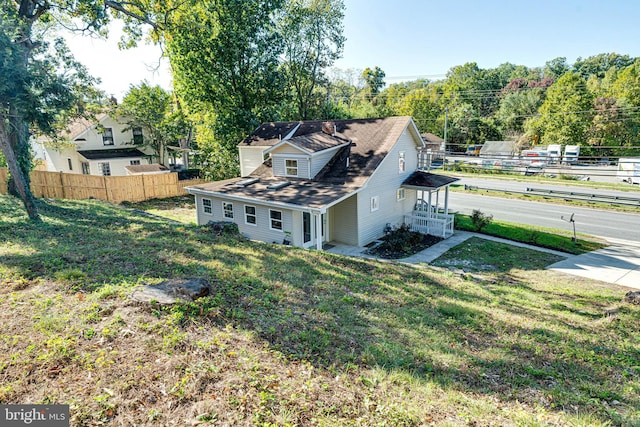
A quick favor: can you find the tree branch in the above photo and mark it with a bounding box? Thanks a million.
[104,0,161,30]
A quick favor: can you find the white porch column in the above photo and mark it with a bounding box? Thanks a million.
[444,186,450,215]
[427,190,432,218]
[435,189,440,213]
[315,213,323,250]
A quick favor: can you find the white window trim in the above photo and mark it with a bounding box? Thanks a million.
[202,198,212,215]
[285,159,298,177]
[269,209,283,231]
[223,202,234,219]
[99,162,111,176]
[102,128,114,146]
[370,196,379,212]
[396,188,406,201]
[399,151,406,174]
[245,205,257,226]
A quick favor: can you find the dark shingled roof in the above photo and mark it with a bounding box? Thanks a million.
[402,171,459,190]
[189,117,422,210]
[242,117,413,186]
[78,148,146,160]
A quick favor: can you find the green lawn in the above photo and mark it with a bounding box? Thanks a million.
[0,195,638,426]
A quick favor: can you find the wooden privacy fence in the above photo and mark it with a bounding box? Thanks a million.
[0,168,207,204]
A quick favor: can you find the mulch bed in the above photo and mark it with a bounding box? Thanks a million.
[365,233,444,259]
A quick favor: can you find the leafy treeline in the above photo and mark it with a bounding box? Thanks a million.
[331,54,640,159]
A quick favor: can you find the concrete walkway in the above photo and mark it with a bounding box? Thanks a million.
[548,238,640,289]
[326,233,640,290]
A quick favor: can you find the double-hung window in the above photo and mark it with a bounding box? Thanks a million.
[245,205,257,225]
[99,162,111,176]
[396,188,406,201]
[223,202,234,219]
[132,127,144,144]
[202,198,212,214]
[269,210,283,231]
[285,159,298,176]
[102,128,114,146]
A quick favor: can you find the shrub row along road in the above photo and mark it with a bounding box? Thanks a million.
[448,186,640,243]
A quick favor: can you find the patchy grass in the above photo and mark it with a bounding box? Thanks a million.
[431,237,566,272]
[122,195,197,224]
[455,214,607,255]
[0,195,639,426]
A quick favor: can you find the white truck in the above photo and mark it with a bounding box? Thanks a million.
[562,145,580,164]
[617,158,640,184]
[547,144,561,164]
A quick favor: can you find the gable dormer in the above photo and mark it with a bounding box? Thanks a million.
[265,125,350,179]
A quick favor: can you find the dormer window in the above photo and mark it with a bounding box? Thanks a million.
[132,127,144,144]
[285,159,298,176]
[102,128,114,146]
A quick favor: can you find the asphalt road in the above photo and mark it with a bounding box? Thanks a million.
[448,191,640,242]
[457,177,640,198]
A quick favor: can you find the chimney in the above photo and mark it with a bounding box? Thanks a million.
[322,121,336,136]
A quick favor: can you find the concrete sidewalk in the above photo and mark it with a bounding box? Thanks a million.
[548,238,640,289]
[326,233,640,290]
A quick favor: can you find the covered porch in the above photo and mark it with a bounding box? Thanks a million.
[401,171,460,239]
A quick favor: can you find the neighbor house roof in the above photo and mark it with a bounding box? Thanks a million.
[78,148,146,160]
[421,133,444,143]
[479,141,518,156]
[125,164,169,174]
[38,113,108,143]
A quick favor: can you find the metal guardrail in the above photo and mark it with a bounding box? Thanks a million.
[463,184,640,207]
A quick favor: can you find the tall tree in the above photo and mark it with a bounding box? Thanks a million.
[0,1,102,220]
[167,0,285,176]
[116,82,191,167]
[362,66,386,96]
[526,71,593,147]
[279,0,345,120]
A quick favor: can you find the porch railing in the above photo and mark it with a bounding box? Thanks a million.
[404,211,455,238]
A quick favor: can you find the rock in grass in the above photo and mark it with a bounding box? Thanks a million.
[624,291,640,305]
[130,278,211,304]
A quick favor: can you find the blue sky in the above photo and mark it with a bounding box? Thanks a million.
[65,0,640,98]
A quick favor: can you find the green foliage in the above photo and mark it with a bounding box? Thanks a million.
[454,214,606,254]
[116,82,192,166]
[470,209,493,231]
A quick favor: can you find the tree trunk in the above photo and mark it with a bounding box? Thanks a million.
[0,116,40,221]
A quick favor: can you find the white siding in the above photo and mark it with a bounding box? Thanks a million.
[239,146,266,177]
[309,148,341,178]
[195,195,294,245]
[329,195,358,246]
[271,155,310,179]
[356,126,421,246]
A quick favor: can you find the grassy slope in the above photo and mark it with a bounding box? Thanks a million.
[0,196,639,426]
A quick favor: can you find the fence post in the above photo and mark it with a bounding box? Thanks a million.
[59,171,67,199]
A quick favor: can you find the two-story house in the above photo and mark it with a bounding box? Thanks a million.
[187,116,459,250]
[33,113,158,176]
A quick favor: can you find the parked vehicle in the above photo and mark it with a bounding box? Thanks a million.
[547,144,561,164]
[465,144,483,156]
[617,158,640,184]
[521,149,548,166]
[562,145,580,164]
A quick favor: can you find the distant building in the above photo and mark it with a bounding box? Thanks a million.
[32,114,162,177]
[479,141,518,159]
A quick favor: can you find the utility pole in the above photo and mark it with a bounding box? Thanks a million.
[443,107,448,170]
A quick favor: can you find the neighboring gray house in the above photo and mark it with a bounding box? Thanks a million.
[187,117,458,250]
[479,141,518,159]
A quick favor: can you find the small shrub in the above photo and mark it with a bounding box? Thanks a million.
[470,209,493,231]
